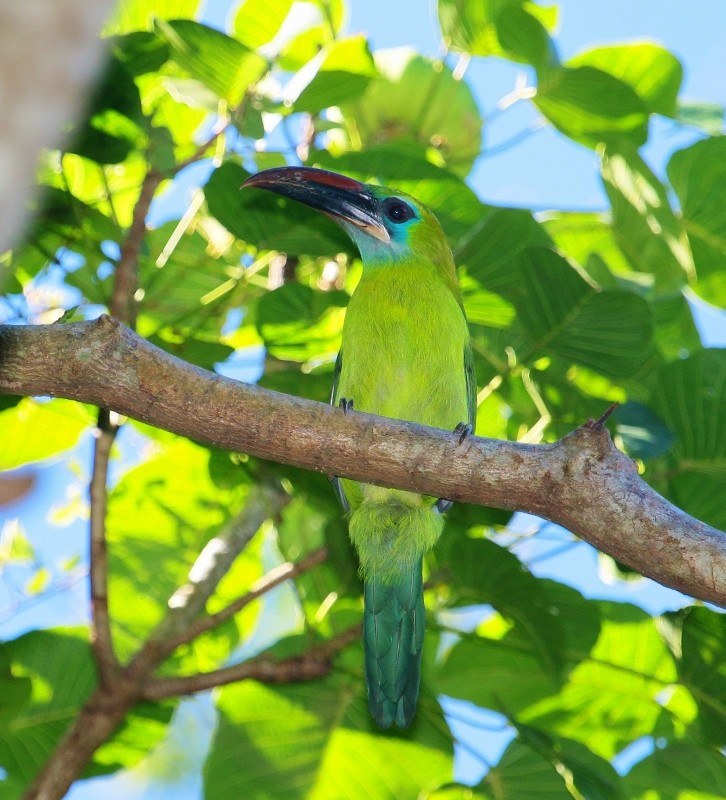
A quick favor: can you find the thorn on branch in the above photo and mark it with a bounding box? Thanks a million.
[582,402,619,433]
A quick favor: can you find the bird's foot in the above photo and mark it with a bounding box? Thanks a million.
[453,421,472,444]
[339,397,354,414]
[435,422,473,513]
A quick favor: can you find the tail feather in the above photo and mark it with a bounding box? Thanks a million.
[363,559,424,728]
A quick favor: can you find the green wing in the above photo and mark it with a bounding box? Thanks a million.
[464,340,477,430]
[330,350,342,406]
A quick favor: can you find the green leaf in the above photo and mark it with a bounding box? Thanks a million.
[650,349,726,524]
[206,161,351,256]
[568,43,682,117]
[613,401,675,460]
[515,248,653,377]
[679,607,726,746]
[339,48,483,177]
[106,437,253,666]
[668,136,726,306]
[90,700,175,775]
[494,727,626,800]
[0,399,92,471]
[437,0,558,71]
[204,671,452,799]
[456,208,550,296]
[542,211,631,280]
[154,19,267,106]
[602,148,693,292]
[481,739,576,799]
[294,35,377,114]
[535,67,649,149]
[622,741,726,799]
[0,630,95,786]
[449,539,566,674]
[66,56,145,165]
[233,0,294,49]
[520,602,677,758]
[104,0,200,35]
[256,283,346,362]
[0,645,32,724]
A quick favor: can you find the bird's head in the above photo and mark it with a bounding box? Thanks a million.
[242,166,453,270]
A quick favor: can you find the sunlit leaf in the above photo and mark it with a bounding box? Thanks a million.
[155,19,267,106]
[339,48,482,177]
[569,43,682,117]
[679,607,726,746]
[104,0,200,35]
[438,0,558,71]
[0,630,95,786]
[233,0,294,49]
[293,35,377,114]
[205,667,452,799]
[0,399,92,471]
[521,602,677,758]
[668,136,726,307]
[536,67,648,148]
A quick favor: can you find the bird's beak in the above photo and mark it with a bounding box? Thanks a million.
[242,166,391,244]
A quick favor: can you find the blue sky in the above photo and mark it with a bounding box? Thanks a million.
[2,1,726,796]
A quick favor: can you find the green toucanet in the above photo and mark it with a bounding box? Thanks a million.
[243,167,476,728]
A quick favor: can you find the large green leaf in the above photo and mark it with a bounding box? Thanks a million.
[622,741,726,799]
[0,644,31,724]
[437,0,558,72]
[667,136,726,307]
[106,437,255,667]
[206,161,351,256]
[104,0,200,35]
[204,664,452,799]
[448,539,566,674]
[535,67,649,149]
[679,607,726,745]
[233,0,294,49]
[154,19,267,106]
[520,602,677,758]
[293,35,377,114]
[602,148,693,292]
[0,399,92,471]
[650,350,726,526]
[338,49,482,177]
[482,730,625,800]
[255,282,346,362]
[0,630,95,786]
[514,248,653,377]
[569,43,682,117]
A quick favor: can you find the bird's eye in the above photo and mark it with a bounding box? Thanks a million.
[382,198,415,224]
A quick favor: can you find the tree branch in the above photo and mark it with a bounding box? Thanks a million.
[1,316,725,607]
[142,625,361,701]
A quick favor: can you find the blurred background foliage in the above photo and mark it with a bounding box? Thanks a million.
[1,0,725,798]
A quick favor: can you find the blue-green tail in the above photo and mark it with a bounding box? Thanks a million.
[363,560,425,728]
[348,495,442,728]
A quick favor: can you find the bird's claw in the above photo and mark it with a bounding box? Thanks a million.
[339,397,354,414]
[453,421,472,444]
[435,498,453,514]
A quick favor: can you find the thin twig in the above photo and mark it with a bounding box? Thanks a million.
[161,546,328,655]
[88,409,118,684]
[142,624,361,701]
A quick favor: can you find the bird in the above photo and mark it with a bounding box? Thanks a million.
[243,166,476,728]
